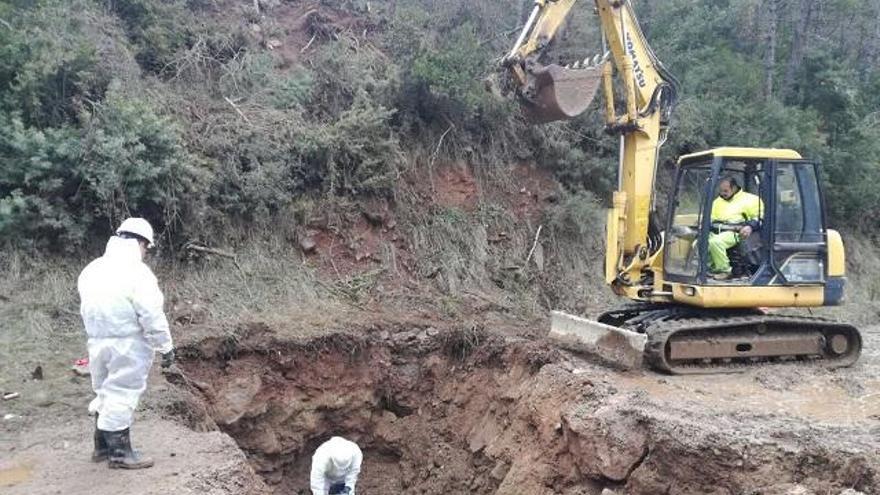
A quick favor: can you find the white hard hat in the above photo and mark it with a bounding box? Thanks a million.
[330,450,354,471]
[116,217,154,247]
[327,437,355,471]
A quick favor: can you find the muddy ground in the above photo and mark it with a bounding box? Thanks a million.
[3,315,878,495]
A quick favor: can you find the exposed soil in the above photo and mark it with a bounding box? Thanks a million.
[166,321,880,495]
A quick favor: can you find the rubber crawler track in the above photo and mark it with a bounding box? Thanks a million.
[598,305,863,374]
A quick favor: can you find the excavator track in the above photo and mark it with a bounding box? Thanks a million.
[598,305,862,374]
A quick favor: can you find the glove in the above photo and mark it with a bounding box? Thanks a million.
[160,349,175,369]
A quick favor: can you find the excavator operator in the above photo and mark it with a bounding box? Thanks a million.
[708,175,763,280]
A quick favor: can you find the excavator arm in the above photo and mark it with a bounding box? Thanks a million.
[504,0,678,299]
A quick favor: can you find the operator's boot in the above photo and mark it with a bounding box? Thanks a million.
[91,414,109,462]
[102,428,154,469]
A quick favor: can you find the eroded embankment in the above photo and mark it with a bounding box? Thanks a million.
[171,323,879,495]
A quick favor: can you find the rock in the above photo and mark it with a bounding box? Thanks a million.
[33,391,54,407]
[467,413,502,453]
[243,426,281,455]
[173,301,208,325]
[563,401,649,482]
[601,489,619,495]
[490,461,510,481]
[31,365,43,380]
[263,469,283,485]
[71,363,90,376]
[211,373,263,425]
[299,236,317,254]
[362,210,385,226]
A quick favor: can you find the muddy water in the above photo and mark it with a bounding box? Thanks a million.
[611,325,880,424]
[0,460,34,488]
[614,373,880,424]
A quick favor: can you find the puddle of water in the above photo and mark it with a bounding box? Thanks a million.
[617,375,880,424]
[0,460,34,487]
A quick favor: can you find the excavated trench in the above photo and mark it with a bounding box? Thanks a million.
[173,324,879,495]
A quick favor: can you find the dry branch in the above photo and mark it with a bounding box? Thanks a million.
[185,243,236,259]
[428,125,454,193]
[224,96,252,125]
[301,33,317,53]
[524,225,543,267]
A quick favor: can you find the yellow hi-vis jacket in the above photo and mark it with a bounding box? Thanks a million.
[711,190,763,226]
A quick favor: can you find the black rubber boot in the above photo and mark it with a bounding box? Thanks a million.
[91,415,109,462]
[102,428,154,469]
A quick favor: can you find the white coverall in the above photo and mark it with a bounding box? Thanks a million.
[310,437,363,495]
[78,236,173,432]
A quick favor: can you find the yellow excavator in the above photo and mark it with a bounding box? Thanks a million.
[503,0,862,373]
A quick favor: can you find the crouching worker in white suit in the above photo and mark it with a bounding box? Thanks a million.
[310,436,363,495]
[78,218,175,469]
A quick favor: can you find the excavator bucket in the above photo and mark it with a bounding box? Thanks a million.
[549,311,646,369]
[522,64,603,123]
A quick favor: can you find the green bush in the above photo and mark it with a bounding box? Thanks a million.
[298,92,402,196]
[103,0,192,74]
[79,84,199,236]
[410,23,487,112]
[0,1,116,128]
[0,114,83,248]
[308,41,400,118]
[0,83,197,250]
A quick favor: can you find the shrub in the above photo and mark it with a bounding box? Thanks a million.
[0,114,84,248]
[103,0,193,74]
[0,83,197,250]
[0,1,116,128]
[297,91,402,196]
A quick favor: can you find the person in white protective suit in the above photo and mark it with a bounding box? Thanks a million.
[78,217,175,469]
[310,436,363,495]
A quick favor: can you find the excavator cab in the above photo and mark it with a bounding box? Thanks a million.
[663,149,840,299]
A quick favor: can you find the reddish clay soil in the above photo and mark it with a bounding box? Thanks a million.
[172,322,880,495]
[299,161,557,282]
